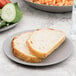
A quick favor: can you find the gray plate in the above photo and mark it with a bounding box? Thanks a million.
[0,23,17,32]
[3,30,73,66]
[24,0,72,12]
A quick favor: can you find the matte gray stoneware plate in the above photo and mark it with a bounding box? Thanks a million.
[3,30,73,66]
[0,23,17,32]
[24,0,72,12]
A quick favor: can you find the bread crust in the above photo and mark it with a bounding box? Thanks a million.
[27,28,66,58]
[12,34,41,63]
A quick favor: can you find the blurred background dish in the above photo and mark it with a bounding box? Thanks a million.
[0,2,23,32]
[30,0,73,6]
[24,0,72,12]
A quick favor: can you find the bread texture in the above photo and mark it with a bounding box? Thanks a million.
[12,32,41,63]
[27,28,66,58]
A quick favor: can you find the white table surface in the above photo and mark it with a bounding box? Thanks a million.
[0,0,76,76]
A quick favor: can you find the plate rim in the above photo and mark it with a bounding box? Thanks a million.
[0,23,17,32]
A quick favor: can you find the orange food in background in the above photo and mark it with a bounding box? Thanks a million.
[30,0,73,6]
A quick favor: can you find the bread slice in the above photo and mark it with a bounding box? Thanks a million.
[12,32,41,63]
[27,28,66,58]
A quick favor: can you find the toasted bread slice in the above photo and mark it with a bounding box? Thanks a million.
[27,28,66,58]
[12,32,41,63]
